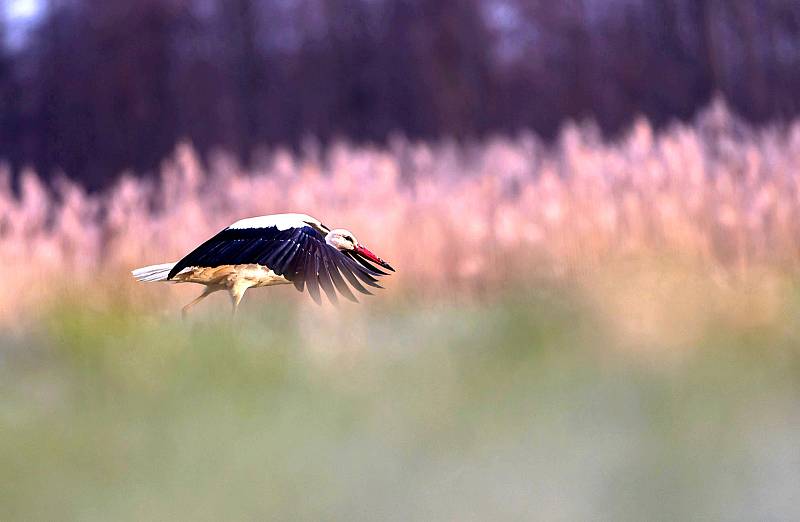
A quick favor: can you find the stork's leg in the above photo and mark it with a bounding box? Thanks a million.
[182,286,216,319]
[229,282,252,316]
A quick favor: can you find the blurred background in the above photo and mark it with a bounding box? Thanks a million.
[2,1,800,520]
[3,0,800,188]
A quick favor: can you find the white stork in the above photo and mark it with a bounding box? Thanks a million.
[131,213,394,315]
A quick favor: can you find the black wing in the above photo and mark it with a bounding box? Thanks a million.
[168,225,388,304]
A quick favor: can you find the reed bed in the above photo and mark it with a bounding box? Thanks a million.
[1,102,800,323]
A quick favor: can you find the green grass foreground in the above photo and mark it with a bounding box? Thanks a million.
[1,288,799,521]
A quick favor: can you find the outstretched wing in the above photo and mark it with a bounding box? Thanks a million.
[168,224,387,304]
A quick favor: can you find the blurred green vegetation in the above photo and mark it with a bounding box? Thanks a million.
[1,287,799,521]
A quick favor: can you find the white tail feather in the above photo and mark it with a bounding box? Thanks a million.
[131,262,177,282]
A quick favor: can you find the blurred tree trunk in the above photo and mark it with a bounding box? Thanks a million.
[696,0,720,94]
[222,0,263,163]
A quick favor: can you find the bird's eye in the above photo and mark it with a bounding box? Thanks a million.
[346,236,355,243]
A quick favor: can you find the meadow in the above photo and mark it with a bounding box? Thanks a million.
[2,103,800,519]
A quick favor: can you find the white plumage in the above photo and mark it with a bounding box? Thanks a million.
[131,262,178,282]
[227,213,321,231]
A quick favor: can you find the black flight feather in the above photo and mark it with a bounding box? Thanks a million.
[324,248,358,302]
[304,243,322,305]
[317,252,338,305]
[331,255,373,296]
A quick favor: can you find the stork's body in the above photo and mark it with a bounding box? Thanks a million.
[132,213,394,315]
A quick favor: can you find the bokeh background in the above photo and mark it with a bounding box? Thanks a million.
[2,1,800,520]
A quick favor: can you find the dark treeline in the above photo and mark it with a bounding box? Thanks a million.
[2,0,800,188]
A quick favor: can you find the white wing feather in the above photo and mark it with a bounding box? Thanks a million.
[227,213,322,231]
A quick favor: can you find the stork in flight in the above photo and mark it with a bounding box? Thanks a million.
[131,213,394,315]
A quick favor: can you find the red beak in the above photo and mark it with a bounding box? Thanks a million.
[354,245,395,272]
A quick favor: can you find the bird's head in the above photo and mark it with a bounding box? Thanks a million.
[325,228,395,271]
